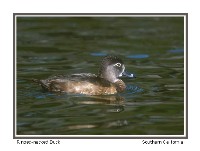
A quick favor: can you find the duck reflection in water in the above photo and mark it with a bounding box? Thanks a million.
[75,95,125,113]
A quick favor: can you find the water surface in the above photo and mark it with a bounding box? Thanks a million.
[17,16,184,136]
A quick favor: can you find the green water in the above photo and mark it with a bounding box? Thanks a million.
[16,16,184,136]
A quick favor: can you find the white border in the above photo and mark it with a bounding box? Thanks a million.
[14,14,187,139]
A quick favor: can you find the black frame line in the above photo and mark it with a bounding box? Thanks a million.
[13,13,188,139]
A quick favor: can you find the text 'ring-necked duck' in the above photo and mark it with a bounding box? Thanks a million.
[33,55,136,95]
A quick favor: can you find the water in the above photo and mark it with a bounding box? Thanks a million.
[16,16,184,135]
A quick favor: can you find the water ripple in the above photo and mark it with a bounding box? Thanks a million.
[127,54,149,59]
[168,49,184,53]
[125,84,144,94]
[90,52,107,56]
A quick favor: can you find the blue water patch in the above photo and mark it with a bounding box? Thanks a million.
[34,92,55,99]
[17,122,30,127]
[127,54,149,59]
[35,95,46,99]
[168,49,184,53]
[90,52,107,56]
[125,84,144,94]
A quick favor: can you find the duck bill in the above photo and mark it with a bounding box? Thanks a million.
[122,71,136,78]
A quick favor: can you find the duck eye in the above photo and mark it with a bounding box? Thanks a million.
[114,63,121,67]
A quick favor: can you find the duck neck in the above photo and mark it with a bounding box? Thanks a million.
[99,70,118,83]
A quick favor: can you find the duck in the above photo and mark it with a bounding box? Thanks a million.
[33,55,136,95]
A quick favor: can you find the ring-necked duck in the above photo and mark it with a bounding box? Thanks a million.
[33,55,136,95]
